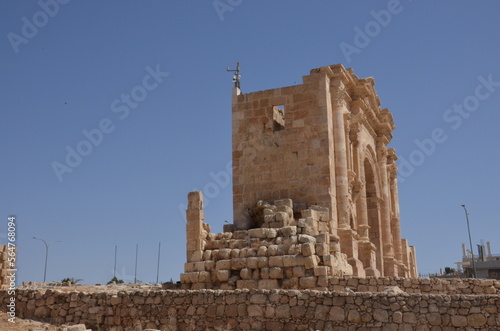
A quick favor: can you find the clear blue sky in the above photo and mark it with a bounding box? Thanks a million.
[1,1,499,284]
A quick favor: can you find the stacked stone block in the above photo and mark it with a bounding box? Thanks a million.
[0,245,15,290]
[182,193,353,290]
[2,287,499,330]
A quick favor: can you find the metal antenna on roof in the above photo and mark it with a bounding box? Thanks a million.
[226,62,241,89]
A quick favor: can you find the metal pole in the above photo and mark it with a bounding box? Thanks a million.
[134,244,138,284]
[156,242,161,284]
[33,237,60,283]
[114,245,117,278]
[461,205,477,278]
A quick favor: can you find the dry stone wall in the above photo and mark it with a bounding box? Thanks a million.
[1,285,499,330]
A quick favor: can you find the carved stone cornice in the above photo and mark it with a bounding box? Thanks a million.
[387,148,398,162]
[387,163,398,180]
[376,144,388,161]
[349,124,361,145]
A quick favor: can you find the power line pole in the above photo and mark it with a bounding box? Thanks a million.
[134,244,138,284]
[461,205,477,278]
[156,242,161,284]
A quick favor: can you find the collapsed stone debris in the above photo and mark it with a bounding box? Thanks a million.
[183,193,352,290]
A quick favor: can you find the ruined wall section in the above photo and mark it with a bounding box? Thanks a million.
[0,245,15,290]
[183,192,353,290]
[232,72,337,231]
[230,64,417,278]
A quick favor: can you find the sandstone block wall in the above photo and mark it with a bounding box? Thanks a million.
[230,64,417,278]
[0,245,15,290]
[1,287,499,330]
[183,196,355,290]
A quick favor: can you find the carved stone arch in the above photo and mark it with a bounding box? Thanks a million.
[361,144,384,274]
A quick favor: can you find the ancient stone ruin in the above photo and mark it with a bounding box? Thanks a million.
[0,245,14,290]
[2,64,500,331]
[182,64,418,290]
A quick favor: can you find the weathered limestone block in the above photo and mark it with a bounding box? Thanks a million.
[329,306,345,322]
[202,250,212,261]
[215,260,231,270]
[216,270,230,282]
[248,228,268,239]
[247,257,259,269]
[274,198,293,209]
[301,243,315,256]
[194,262,205,272]
[258,279,279,289]
[298,234,316,244]
[240,268,252,280]
[257,257,268,268]
[188,272,200,283]
[267,228,278,238]
[279,226,297,237]
[314,266,329,276]
[233,230,247,239]
[275,212,289,224]
[293,266,306,277]
[315,233,329,243]
[237,280,258,289]
[264,215,275,223]
[270,221,285,228]
[269,256,284,268]
[247,304,263,317]
[218,249,231,260]
[267,245,284,256]
[303,227,318,236]
[283,255,303,267]
[275,304,291,319]
[315,243,329,256]
[198,271,211,283]
[317,275,328,287]
[277,205,294,219]
[299,276,316,289]
[304,255,319,269]
[231,258,246,270]
[257,246,268,256]
[184,263,195,272]
[190,250,203,262]
[288,244,302,255]
[249,293,267,304]
[269,267,284,279]
[261,267,270,279]
[230,249,240,258]
[467,313,487,328]
[282,277,299,289]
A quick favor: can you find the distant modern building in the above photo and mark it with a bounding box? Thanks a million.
[456,241,500,279]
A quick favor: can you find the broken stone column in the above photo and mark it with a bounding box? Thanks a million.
[186,191,205,262]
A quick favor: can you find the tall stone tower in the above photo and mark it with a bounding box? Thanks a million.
[231,64,417,278]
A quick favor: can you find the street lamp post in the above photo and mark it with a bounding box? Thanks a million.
[460,205,477,278]
[33,237,61,282]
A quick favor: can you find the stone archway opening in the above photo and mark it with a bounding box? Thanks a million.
[364,159,383,273]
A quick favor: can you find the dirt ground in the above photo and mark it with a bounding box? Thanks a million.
[0,311,82,331]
